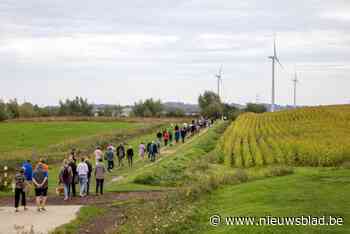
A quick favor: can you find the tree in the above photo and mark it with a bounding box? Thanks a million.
[18,102,37,118]
[198,91,223,118]
[98,105,123,117]
[223,103,240,120]
[132,99,163,117]
[0,100,7,121]
[6,99,19,119]
[166,108,185,117]
[244,103,267,113]
[58,97,93,116]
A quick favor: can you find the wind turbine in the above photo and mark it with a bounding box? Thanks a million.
[292,71,299,108]
[215,65,223,100]
[268,35,284,112]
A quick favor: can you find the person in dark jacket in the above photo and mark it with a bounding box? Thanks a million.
[85,158,93,195]
[14,168,27,212]
[180,127,187,143]
[150,141,158,162]
[116,144,125,167]
[126,146,134,168]
[59,159,73,201]
[105,147,114,172]
[68,156,77,197]
[95,158,106,195]
[156,131,162,144]
[175,128,180,143]
[146,142,152,160]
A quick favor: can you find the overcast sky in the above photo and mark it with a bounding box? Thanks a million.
[0,0,349,106]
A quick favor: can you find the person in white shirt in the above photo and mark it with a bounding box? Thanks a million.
[94,146,103,165]
[77,158,89,197]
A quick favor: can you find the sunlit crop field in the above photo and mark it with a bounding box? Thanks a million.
[218,105,350,167]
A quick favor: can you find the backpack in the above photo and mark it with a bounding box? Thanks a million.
[62,167,70,182]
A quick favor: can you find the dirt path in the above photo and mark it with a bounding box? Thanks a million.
[0,205,81,234]
[0,191,165,206]
[0,191,165,234]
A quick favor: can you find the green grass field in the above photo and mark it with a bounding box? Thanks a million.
[0,121,136,154]
[192,168,350,234]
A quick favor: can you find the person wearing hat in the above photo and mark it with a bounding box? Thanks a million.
[14,168,27,212]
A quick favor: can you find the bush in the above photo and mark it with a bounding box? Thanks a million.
[221,172,239,185]
[234,169,249,182]
[134,172,161,185]
[264,165,294,177]
[341,161,350,169]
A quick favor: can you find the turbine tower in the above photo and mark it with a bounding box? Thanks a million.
[292,72,299,108]
[268,35,284,112]
[215,65,223,99]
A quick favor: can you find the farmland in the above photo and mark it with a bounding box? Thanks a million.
[0,121,137,154]
[218,105,350,167]
[0,119,169,168]
[1,107,350,234]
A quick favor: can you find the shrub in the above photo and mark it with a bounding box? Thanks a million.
[234,169,249,183]
[221,172,239,185]
[264,165,294,177]
[134,172,161,185]
[341,161,350,169]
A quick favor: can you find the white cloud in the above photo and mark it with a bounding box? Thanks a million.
[0,0,350,106]
[0,34,179,62]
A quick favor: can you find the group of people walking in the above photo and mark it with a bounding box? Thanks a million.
[13,118,214,212]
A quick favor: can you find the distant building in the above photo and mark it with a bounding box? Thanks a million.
[121,106,133,117]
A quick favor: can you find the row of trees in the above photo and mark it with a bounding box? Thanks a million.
[58,97,93,116]
[198,91,267,119]
[0,97,186,121]
[0,97,95,121]
[131,99,185,117]
[0,99,55,121]
[0,93,267,121]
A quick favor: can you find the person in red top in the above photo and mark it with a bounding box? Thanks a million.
[163,130,170,146]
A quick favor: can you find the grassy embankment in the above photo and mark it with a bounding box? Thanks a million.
[114,106,350,234]
[53,121,223,234]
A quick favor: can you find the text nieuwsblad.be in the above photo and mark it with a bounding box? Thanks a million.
[209,215,344,226]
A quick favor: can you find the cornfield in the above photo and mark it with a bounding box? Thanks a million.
[218,105,350,167]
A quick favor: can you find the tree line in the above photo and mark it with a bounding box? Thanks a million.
[0,92,267,121]
[198,91,267,120]
[0,97,95,121]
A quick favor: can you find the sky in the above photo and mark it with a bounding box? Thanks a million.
[0,0,350,106]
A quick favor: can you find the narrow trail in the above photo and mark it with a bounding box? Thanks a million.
[0,191,165,206]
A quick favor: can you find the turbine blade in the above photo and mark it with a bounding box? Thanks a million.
[275,57,285,70]
[274,37,277,58]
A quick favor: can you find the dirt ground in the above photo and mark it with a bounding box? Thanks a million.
[0,205,81,234]
[0,191,165,206]
[0,191,165,234]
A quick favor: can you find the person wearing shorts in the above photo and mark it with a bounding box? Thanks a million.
[33,164,48,212]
